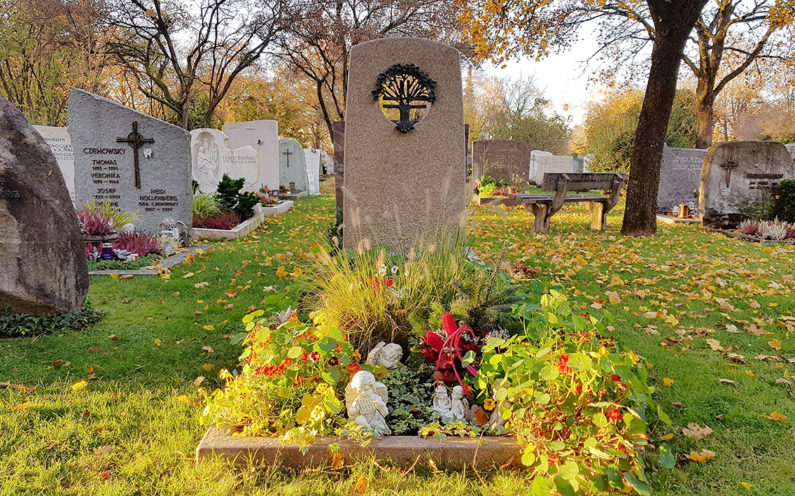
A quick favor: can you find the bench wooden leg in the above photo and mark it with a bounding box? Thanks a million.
[528,204,551,234]
[588,202,607,231]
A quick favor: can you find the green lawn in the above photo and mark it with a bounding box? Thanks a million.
[1,187,793,495]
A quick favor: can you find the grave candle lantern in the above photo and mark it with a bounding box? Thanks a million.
[101,242,114,260]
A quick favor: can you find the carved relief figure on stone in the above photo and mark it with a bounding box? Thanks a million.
[194,132,220,193]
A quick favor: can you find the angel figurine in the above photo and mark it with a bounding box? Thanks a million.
[344,371,391,436]
[366,342,403,371]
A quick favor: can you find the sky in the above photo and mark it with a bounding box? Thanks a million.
[483,26,609,127]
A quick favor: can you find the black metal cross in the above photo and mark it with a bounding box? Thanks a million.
[282,149,292,168]
[720,160,737,187]
[116,121,154,189]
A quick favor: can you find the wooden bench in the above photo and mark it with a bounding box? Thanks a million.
[508,173,626,234]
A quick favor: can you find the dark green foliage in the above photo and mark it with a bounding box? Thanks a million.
[234,192,259,221]
[86,255,161,272]
[0,301,102,338]
[380,364,440,435]
[771,179,795,223]
[427,267,521,335]
[215,174,257,221]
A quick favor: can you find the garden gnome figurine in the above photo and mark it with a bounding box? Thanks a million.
[344,371,391,436]
[366,342,403,371]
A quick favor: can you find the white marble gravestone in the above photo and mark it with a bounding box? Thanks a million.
[33,125,75,201]
[190,129,259,193]
[319,149,334,174]
[68,89,192,234]
[785,144,795,162]
[224,120,279,191]
[304,148,321,195]
[529,150,553,185]
[700,141,794,228]
[535,155,574,187]
[278,138,308,192]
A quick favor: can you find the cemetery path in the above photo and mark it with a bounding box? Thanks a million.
[0,187,793,495]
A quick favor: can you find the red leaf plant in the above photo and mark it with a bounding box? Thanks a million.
[113,232,161,257]
[421,313,480,388]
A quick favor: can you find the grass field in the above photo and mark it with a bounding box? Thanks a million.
[1,184,792,495]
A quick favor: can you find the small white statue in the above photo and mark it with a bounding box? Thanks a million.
[449,385,468,422]
[366,342,403,371]
[344,371,391,436]
[120,223,136,235]
[432,384,455,423]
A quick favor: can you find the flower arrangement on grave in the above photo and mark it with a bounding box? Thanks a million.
[203,241,666,494]
[77,201,162,263]
[256,186,283,207]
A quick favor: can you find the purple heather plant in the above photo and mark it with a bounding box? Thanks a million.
[76,208,115,236]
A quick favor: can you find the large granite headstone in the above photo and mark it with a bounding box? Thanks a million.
[190,128,259,193]
[224,120,279,190]
[278,138,308,192]
[33,125,75,201]
[535,155,575,187]
[68,89,192,234]
[699,141,794,228]
[332,121,345,213]
[0,96,88,315]
[343,38,466,250]
[472,140,531,185]
[657,145,707,211]
[304,148,321,195]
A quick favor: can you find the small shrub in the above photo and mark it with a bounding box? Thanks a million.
[738,192,776,221]
[83,198,138,229]
[216,174,246,211]
[76,208,115,236]
[770,179,795,223]
[192,192,221,218]
[478,183,496,197]
[739,219,759,235]
[235,191,259,221]
[193,211,241,230]
[113,232,161,256]
[0,301,102,338]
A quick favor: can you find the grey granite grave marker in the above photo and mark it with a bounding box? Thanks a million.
[657,145,707,211]
[278,138,307,192]
[68,89,191,234]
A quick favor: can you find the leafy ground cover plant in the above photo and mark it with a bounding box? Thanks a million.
[86,254,161,271]
[0,301,102,338]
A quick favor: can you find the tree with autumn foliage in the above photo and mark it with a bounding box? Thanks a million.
[455,0,709,236]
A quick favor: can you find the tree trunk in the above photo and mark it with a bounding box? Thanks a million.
[694,80,715,149]
[621,0,707,236]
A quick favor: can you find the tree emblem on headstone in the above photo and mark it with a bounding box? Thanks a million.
[372,64,437,133]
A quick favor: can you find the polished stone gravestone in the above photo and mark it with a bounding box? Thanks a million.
[472,140,530,185]
[343,38,466,250]
[190,128,258,193]
[0,96,88,314]
[657,145,707,212]
[534,155,575,187]
[700,141,794,229]
[304,148,321,195]
[68,89,192,234]
[33,125,75,201]
[224,120,279,191]
[278,138,308,192]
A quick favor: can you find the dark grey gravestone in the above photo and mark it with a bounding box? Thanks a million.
[332,121,345,214]
[68,89,191,234]
[699,141,794,229]
[472,140,531,185]
[279,138,307,192]
[657,145,707,211]
[0,96,88,314]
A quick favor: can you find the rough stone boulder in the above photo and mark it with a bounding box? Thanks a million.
[0,96,89,315]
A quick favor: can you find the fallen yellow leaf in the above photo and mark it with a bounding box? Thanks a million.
[177,395,189,404]
[767,411,787,422]
[682,423,713,440]
[768,339,781,351]
[658,433,674,441]
[154,339,162,346]
[71,380,88,392]
[687,449,715,463]
[353,473,367,493]
[276,266,287,278]
[202,363,214,372]
[13,402,33,411]
[663,377,674,387]
[740,482,752,490]
[203,324,215,331]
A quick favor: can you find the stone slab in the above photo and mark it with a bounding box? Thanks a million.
[699,141,794,229]
[196,427,522,470]
[33,125,75,201]
[1,96,88,314]
[68,89,192,234]
[89,245,212,277]
[785,143,795,162]
[535,156,574,187]
[192,212,266,241]
[472,140,531,185]
[343,38,467,250]
[254,200,293,217]
[224,120,279,191]
[332,121,345,214]
[304,148,321,195]
[657,145,707,211]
